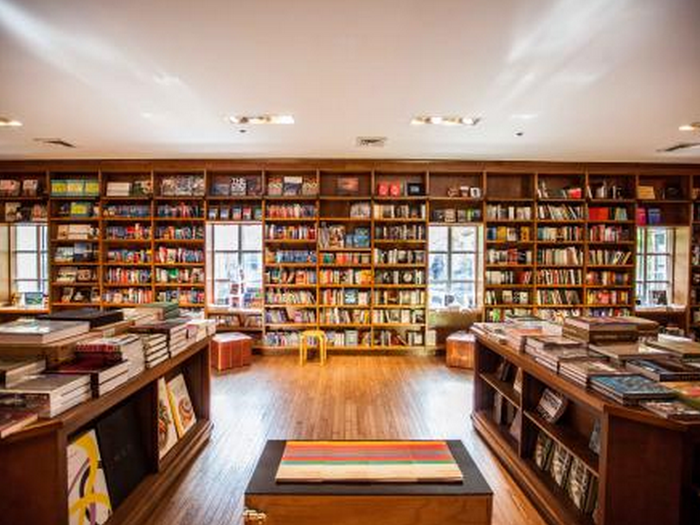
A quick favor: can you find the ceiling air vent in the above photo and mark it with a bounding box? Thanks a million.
[34,138,76,148]
[657,142,700,153]
[356,136,387,148]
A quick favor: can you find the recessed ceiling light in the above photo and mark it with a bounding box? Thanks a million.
[410,116,480,127]
[679,122,700,132]
[228,114,294,125]
[0,117,22,127]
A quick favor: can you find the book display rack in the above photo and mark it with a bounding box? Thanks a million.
[0,336,212,525]
[472,329,700,525]
[0,161,699,350]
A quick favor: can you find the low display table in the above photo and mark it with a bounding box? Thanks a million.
[244,440,492,525]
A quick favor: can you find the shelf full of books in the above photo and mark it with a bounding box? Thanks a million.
[472,316,700,525]
[691,176,700,339]
[0,306,215,525]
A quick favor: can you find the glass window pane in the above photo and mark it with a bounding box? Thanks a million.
[241,253,263,284]
[16,280,39,293]
[647,228,669,254]
[451,253,474,281]
[215,253,238,281]
[647,255,669,282]
[214,224,238,251]
[15,225,37,251]
[16,253,38,280]
[214,282,230,305]
[429,253,448,282]
[636,257,645,281]
[450,282,476,308]
[429,226,448,252]
[241,224,263,251]
[452,226,477,252]
[429,283,448,308]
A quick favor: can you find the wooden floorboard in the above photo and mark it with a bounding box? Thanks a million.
[146,355,545,525]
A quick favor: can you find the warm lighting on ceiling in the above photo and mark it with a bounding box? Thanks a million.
[410,116,480,126]
[0,117,22,127]
[228,114,295,125]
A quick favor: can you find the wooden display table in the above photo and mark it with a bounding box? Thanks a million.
[244,440,492,525]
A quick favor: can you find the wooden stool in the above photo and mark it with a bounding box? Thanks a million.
[299,330,327,365]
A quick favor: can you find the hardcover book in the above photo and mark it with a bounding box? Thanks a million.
[167,373,197,437]
[535,388,568,423]
[549,442,572,487]
[67,429,112,525]
[157,377,178,458]
[590,374,676,405]
[641,399,700,420]
[0,407,39,438]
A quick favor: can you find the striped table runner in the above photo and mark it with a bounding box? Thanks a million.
[275,440,463,483]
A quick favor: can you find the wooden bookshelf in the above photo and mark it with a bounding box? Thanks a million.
[472,329,700,525]
[690,174,700,338]
[0,336,212,525]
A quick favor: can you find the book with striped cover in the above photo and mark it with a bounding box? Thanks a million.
[275,440,463,483]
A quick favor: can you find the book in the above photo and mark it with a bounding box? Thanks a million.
[0,319,89,346]
[0,357,46,388]
[0,407,39,438]
[646,338,700,360]
[559,359,628,387]
[157,377,178,458]
[95,400,149,508]
[590,374,676,405]
[625,358,700,382]
[640,399,700,420]
[533,431,554,471]
[67,429,112,525]
[535,388,568,423]
[588,342,670,362]
[567,457,598,513]
[167,373,197,437]
[589,420,601,455]
[659,381,700,409]
[549,442,573,487]
[337,176,359,195]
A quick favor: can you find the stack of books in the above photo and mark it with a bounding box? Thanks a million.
[0,373,91,418]
[640,400,700,420]
[185,319,217,342]
[625,358,700,382]
[40,308,124,329]
[659,382,700,409]
[131,319,190,357]
[646,336,700,362]
[559,359,629,387]
[50,358,131,397]
[74,334,146,378]
[524,336,589,373]
[589,374,676,405]
[134,302,181,320]
[138,333,169,368]
[563,317,638,344]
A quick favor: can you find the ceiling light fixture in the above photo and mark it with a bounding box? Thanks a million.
[410,116,480,126]
[228,114,295,125]
[679,122,700,132]
[0,117,22,127]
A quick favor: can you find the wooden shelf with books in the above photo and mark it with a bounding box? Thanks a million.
[0,336,212,525]
[472,327,699,525]
[690,174,700,339]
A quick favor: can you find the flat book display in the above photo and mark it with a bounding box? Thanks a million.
[275,440,463,483]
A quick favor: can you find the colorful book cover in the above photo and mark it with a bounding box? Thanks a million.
[66,180,86,196]
[51,179,68,196]
[84,179,100,196]
[67,429,112,525]
[167,374,197,438]
[157,377,178,458]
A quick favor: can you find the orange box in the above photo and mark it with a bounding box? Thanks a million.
[211,332,252,371]
[446,332,475,369]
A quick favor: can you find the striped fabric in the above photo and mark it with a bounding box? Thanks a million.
[275,440,463,483]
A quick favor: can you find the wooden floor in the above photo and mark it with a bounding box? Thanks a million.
[147,356,545,525]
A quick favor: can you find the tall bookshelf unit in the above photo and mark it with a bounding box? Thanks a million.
[2,160,700,348]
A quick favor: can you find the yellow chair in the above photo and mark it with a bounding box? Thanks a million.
[299,330,327,365]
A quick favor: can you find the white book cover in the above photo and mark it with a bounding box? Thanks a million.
[167,374,197,438]
[67,429,112,525]
[157,377,178,458]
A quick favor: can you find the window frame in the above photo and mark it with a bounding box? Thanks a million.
[206,222,263,306]
[11,223,49,295]
[428,224,482,309]
[636,226,675,306]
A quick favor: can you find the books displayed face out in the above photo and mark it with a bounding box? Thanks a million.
[167,374,197,438]
[535,388,568,423]
[157,378,178,459]
[67,429,112,525]
[589,374,676,405]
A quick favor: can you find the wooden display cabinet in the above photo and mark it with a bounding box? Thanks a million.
[0,337,212,525]
[472,330,700,525]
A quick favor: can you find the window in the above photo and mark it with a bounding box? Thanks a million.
[428,225,481,308]
[636,227,674,306]
[206,223,263,306]
[11,224,48,296]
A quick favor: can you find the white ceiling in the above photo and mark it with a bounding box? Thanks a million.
[0,0,699,162]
